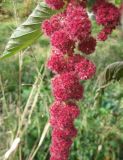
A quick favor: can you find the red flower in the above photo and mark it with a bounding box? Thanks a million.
[65,3,91,40]
[51,30,75,54]
[97,27,113,41]
[45,0,65,10]
[52,72,84,101]
[93,0,120,41]
[50,101,80,128]
[70,0,87,8]
[52,127,77,139]
[42,14,65,37]
[47,53,68,74]
[47,52,87,74]
[78,36,96,54]
[75,58,96,80]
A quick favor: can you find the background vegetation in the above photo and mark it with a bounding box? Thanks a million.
[0,1,123,160]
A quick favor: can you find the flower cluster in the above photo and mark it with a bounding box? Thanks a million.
[50,101,79,160]
[45,0,65,10]
[78,36,96,54]
[43,0,94,45]
[41,0,122,159]
[75,59,96,80]
[51,30,74,54]
[93,0,120,41]
[51,72,84,101]
[47,52,95,75]
[42,1,97,160]
[70,0,87,8]
[42,14,64,37]
[65,3,91,40]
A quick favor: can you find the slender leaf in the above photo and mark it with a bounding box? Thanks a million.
[98,62,123,87]
[0,2,56,60]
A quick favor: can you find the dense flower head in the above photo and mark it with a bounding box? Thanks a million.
[51,72,84,101]
[70,0,87,8]
[47,53,68,74]
[93,0,120,41]
[45,0,65,10]
[78,36,96,54]
[50,126,76,160]
[75,58,96,80]
[49,101,80,160]
[50,102,80,119]
[42,14,65,37]
[50,146,70,160]
[79,0,87,8]
[67,54,84,71]
[50,156,67,160]
[51,138,72,152]
[95,2,120,27]
[52,127,77,139]
[47,52,86,74]
[51,30,75,54]
[65,3,91,40]
[97,27,113,41]
[93,0,106,13]
[41,0,108,159]
[50,101,80,128]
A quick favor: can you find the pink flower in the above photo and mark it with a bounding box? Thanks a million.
[47,53,68,74]
[97,27,113,41]
[70,0,87,8]
[75,58,96,80]
[41,1,99,159]
[93,0,120,40]
[65,4,91,40]
[78,36,96,54]
[50,101,80,128]
[51,72,84,101]
[45,0,65,10]
[50,138,72,160]
[51,30,75,54]
[42,14,65,37]
[95,2,120,27]
[52,127,77,139]
[47,52,86,74]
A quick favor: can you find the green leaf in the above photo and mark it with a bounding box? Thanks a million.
[0,2,56,60]
[115,0,122,5]
[98,62,123,87]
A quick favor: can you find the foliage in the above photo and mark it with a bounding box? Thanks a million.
[98,62,123,87]
[0,2,55,59]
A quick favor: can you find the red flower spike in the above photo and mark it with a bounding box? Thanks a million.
[45,0,65,10]
[78,36,96,54]
[51,30,75,54]
[47,52,86,74]
[50,101,80,128]
[47,54,68,74]
[42,14,65,37]
[41,0,104,159]
[97,27,113,41]
[70,0,87,8]
[93,0,120,41]
[52,127,77,139]
[51,72,84,101]
[65,4,91,40]
[75,59,96,80]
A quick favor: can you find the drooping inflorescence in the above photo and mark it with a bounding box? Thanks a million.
[93,0,120,41]
[41,0,121,159]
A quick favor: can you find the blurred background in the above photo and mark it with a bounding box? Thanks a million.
[0,1,123,160]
